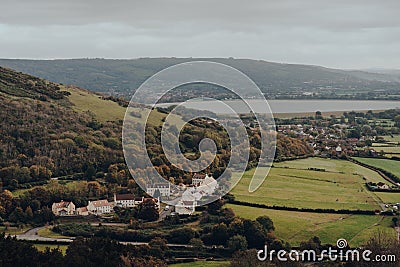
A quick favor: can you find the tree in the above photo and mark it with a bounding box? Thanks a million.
[256,216,275,233]
[348,129,361,139]
[207,199,224,215]
[149,237,168,258]
[84,164,96,181]
[227,235,248,252]
[211,222,229,245]
[0,190,14,215]
[25,206,33,220]
[242,219,267,249]
[395,115,400,128]
[189,238,204,257]
[230,249,266,267]
[9,207,26,223]
[168,227,196,244]
[392,217,398,227]
[137,199,159,222]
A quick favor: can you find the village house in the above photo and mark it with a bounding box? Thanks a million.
[175,200,196,215]
[134,196,145,205]
[114,193,135,208]
[76,207,89,216]
[146,183,171,197]
[51,201,76,216]
[192,173,207,186]
[377,182,390,190]
[87,199,113,215]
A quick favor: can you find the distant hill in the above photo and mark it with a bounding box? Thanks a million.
[1,58,400,100]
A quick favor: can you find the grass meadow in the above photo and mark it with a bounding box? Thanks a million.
[230,158,389,211]
[354,157,400,179]
[226,204,396,247]
[33,243,69,255]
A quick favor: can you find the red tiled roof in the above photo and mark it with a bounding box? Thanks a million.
[193,174,206,179]
[115,194,135,201]
[89,199,110,207]
[53,201,71,208]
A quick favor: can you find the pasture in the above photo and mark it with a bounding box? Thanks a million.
[231,158,387,211]
[355,158,400,179]
[226,204,396,247]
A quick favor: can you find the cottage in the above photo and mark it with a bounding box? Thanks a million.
[87,199,113,214]
[192,173,207,186]
[52,201,75,216]
[377,182,390,190]
[114,193,135,208]
[146,183,171,197]
[76,207,89,216]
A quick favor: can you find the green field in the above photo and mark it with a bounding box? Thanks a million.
[354,157,400,179]
[64,86,172,125]
[383,135,400,145]
[231,158,388,211]
[37,227,70,239]
[371,145,400,154]
[375,192,400,204]
[34,243,69,255]
[12,180,86,197]
[227,204,396,247]
[65,86,126,122]
[0,225,30,235]
[169,261,230,267]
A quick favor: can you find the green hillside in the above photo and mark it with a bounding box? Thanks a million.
[0,67,127,188]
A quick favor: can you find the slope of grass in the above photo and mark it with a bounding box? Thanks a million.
[64,86,126,122]
[375,192,400,204]
[37,227,70,239]
[372,146,400,153]
[0,226,31,235]
[384,135,400,144]
[355,157,400,179]
[227,204,395,247]
[231,158,383,211]
[64,86,182,127]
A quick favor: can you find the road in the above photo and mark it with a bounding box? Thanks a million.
[15,226,74,243]
[15,226,193,247]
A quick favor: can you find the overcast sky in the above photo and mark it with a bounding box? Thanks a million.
[0,0,399,69]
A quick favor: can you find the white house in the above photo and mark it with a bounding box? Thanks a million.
[175,200,196,215]
[192,173,207,186]
[114,193,135,208]
[134,196,145,206]
[146,183,171,197]
[87,199,113,215]
[52,201,75,216]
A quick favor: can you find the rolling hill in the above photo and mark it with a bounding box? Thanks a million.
[1,58,400,100]
[0,66,312,190]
